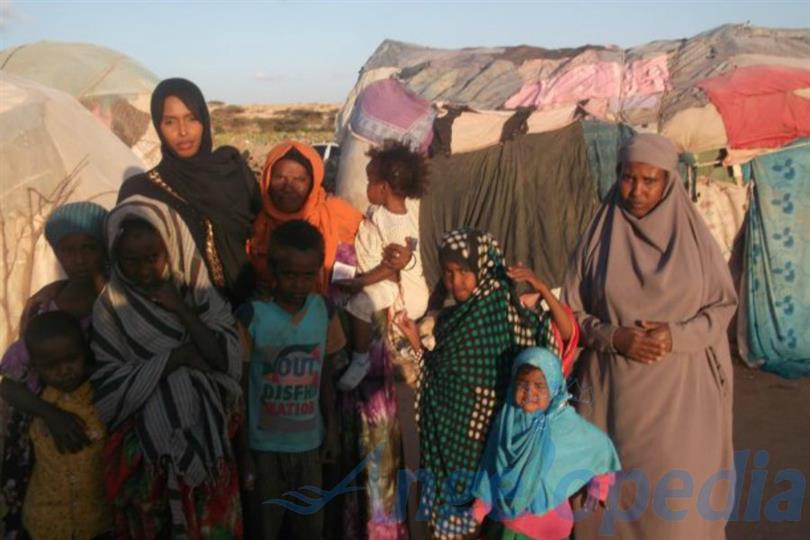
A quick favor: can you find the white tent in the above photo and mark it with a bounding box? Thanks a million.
[0,72,144,348]
[0,41,161,167]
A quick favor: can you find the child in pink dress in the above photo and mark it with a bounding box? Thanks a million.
[472,347,621,540]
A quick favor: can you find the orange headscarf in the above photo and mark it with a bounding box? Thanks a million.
[249,140,362,292]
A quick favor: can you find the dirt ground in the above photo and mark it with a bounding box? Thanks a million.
[727,362,810,539]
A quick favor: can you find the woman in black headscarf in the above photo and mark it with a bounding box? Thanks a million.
[118,78,260,305]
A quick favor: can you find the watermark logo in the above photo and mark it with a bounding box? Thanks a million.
[263,443,381,514]
[265,444,806,528]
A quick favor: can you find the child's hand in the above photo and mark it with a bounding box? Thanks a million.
[147,281,186,313]
[320,428,340,464]
[333,277,364,295]
[42,405,90,454]
[393,311,420,352]
[507,263,548,293]
[382,243,413,271]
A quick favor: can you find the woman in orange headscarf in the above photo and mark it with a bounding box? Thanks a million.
[249,141,363,292]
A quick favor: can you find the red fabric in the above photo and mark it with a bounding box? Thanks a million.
[698,66,810,149]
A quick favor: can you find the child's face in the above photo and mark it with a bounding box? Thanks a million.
[366,161,386,206]
[55,233,104,284]
[271,247,322,311]
[442,261,477,304]
[30,334,89,393]
[513,366,551,413]
[117,229,169,291]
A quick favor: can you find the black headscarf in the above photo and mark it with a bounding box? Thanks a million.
[149,78,258,298]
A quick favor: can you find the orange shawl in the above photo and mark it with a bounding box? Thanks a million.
[249,141,362,292]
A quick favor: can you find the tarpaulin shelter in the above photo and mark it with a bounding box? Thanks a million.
[334,23,810,376]
[0,41,161,167]
[0,72,144,349]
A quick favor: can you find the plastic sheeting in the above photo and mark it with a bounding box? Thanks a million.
[698,65,810,149]
[0,41,161,166]
[0,73,144,349]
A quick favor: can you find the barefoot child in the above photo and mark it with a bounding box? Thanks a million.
[14,311,111,539]
[336,140,430,390]
[472,347,620,540]
[238,220,343,540]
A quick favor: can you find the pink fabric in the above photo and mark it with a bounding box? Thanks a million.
[698,65,810,149]
[473,473,615,540]
[622,55,670,96]
[507,55,669,115]
[351,78,435,152]
[506,62,622,109]
[505,62,622,109]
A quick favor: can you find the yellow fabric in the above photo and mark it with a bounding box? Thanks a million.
[23,382,110,540]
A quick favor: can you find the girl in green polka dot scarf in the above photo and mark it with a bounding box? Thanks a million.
[399,228,579,539]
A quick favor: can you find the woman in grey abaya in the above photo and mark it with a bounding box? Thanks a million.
[563,134,737,539]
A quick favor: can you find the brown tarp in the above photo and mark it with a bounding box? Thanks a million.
[420,122,598,289]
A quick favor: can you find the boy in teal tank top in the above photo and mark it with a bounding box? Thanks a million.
[237,220,344,540]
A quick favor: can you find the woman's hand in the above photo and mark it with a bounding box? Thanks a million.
[382,243,413,271]
[393,311,421,352]
[507,263,548,293]
[641,321,673,353]
[612,327,668,364]
[42,405,90,454]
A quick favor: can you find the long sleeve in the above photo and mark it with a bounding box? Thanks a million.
[561,249,617,354]
[670,252,738,354]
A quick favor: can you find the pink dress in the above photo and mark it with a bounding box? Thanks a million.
[472,473,615,540]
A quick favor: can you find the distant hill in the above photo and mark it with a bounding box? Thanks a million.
[209,102,339,173]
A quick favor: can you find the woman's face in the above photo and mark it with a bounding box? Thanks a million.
[159,95,204,159]
[619,161,668,219]
[54,233,105,284]
[269,158,313,214]
[513,366,551,413]
[116,228,169,291]
[442,261,477,304]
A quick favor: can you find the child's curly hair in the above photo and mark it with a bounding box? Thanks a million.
[366,140,429,199]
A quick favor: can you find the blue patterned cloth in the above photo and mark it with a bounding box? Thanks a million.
[746,142,810,378]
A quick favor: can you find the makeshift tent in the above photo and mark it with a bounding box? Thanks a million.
[0,72,144,349]
[0,41,161,167]
[334,24,810,376]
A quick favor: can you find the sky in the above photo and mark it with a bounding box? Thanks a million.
[1,0,809,104]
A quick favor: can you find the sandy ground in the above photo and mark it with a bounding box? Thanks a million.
[727,362,810,539]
